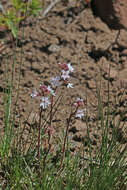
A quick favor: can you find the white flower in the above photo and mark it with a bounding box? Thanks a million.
[67,63,74,73]
[31,90,38,98]
[67,83,74,88]
[75,109,85,119]
[40,97,51,109]
[50,76,60,87]
[74,97,84,107]
[76,97,84,103]
[61,70,70,80]
[47,85,56,96]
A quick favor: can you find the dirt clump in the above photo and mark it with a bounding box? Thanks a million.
[92,0,127,30]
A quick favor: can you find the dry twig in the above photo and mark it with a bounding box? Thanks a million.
[40,0,61,19]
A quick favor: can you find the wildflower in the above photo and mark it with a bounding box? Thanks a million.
[40,85,49,94]
[61,70,70,80]
[67,83,74,88]
[58,63,69,71]
[58,62,74,73]
[47,85,56,96]
[75,109,85,119]
[50,76,60,87]
[40,97,51,109]
[31,90,38,98]
[67,62,74,73]
[74,97,84,107]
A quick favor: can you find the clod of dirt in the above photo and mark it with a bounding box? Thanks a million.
[118,30,127,48]
[92,0,127,30]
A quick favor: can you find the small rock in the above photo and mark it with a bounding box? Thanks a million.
[109,69,118,79]
[121,49,127,56]
[118,30,127,49]
[48,44,60,52]
[87,80,96,89]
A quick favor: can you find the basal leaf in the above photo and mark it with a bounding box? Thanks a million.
[6,20,18,38]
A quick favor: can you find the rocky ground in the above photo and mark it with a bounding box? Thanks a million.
[0,0,127,157]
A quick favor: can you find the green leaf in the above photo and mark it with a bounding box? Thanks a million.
[0,12,6,20]
[6,20,18,38]
[12,0,22,10]
[29,0,42,16]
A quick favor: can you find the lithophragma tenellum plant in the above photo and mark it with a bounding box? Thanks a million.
[31,62,86,168]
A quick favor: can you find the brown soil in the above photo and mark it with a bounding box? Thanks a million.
[0,1,127,156]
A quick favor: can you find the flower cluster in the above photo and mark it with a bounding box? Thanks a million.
[74,98,86,119]
[31,62,75,110]
[31,62,85,119]
[31,84,55,109]
[58,62,74,88]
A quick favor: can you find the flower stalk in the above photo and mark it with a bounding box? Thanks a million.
[37,107,43,159]
[43,95,54,168]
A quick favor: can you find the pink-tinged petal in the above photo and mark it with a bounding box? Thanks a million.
[74,102,78,107]
[40,85,50,94]
[58,63,69,71]
[74,97,84,107]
